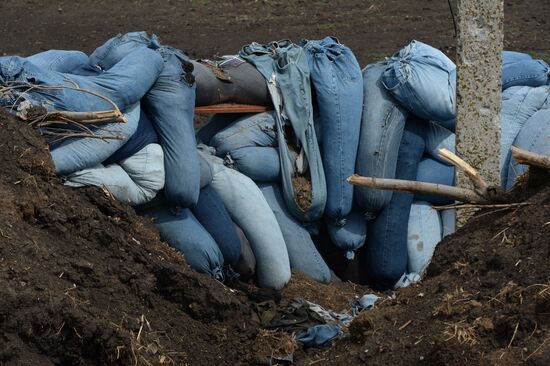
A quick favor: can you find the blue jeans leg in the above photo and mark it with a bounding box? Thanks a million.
[363,117,426,289]
[259,183,332,283]
[191,186,242,267]
[141,205,225,281]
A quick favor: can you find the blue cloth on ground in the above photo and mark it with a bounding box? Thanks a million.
[296,324,344,347]
[407,201,443,276]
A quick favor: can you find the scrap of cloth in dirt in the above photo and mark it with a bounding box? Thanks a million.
[256,295,379,348]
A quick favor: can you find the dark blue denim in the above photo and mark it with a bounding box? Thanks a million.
[191,186,241,267]
[196,113,244,145]
[104,108,159,164]
[301,37,363,220]
[415,155,455,205]
[240,40,327,222]
[140,205,225,280]
[355,61,408,217]
[363,117,426,289]
[89,32,200,208]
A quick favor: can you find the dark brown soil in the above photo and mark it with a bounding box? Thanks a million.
[1,1,549,365]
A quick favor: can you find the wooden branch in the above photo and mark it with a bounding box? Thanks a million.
[432,202,530,210]
[438,148,489,195]
[347,175,489,204]
[511,146,550,170]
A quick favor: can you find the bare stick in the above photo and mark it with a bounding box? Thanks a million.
[347,175,488,204]
[438,148,489,195]
[432,202,530,210]
[511,146,550,170]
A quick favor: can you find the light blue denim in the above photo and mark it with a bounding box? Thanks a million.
[89,32,200,208]
[440,208,456,238]
[191,186,242,267]
[259,183,331,283]
[415,156,455,205]
[201,152,291,289]
[225,146,289,183]
[364,117,426,290]
[325,207,367,258]
[500,85,550,185]
[26,50,96,75]
[140,205,224,281]
[209,111,278,156]
[502,51,532,65]
[355,61,408,217]
[502,59,549,90]
[64,143,165,206]
[382,40,456,122]
[301,37,363,220]
[424,121,455,164]
[240,40,327,222]
[0,47,163,113]
[50,103,141,175]
[505,108,550,189]
[407,200,442,276]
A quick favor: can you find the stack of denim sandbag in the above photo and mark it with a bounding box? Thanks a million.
[357,41,550,289]
[198,37,370,284]
[1,33,292,290]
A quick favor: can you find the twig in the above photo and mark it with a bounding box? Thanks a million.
[524,338,549,361]
[347,175,488,204]
[399,320,412,331]
[511,146,550,170]
[433,203,530,210]
[507,322,519,348]
[438,148,490,195]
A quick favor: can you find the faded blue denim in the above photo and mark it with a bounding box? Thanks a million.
[325,207,367,258]
[26,50,97,75]
[50,103,141,175]
[209,111,278,156]
[355,61,408,217]
[0,47,163,113]
[89,32,200,208]
[301,37,363,220]
[191,186,242,267]
[140,205,225,281]
[259,183,331,283]
[64,143,165,206]
[201,152,291,289]
[382,40,456,122]
[415,156,455,205]
[505,108,550,189]
[407,200,442,276]
[363,117,426,290]
[240,40,327,222]
[500,85,550,185]
[502,59,549,90]
[225,146,288,183]
[424,121,455,164]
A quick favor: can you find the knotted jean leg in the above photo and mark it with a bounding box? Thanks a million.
[363,118,426,289]
[141,205,225,281]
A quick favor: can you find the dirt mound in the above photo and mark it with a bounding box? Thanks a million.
[0,112,548,366]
